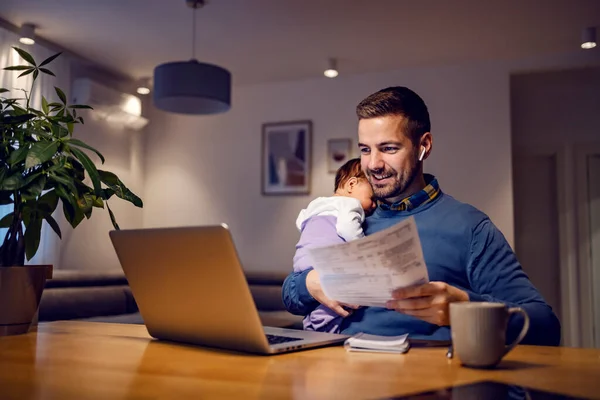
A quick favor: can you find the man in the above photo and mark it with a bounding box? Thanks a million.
[282,86,561,346]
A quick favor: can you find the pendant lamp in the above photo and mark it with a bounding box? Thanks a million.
[153,0,231,115]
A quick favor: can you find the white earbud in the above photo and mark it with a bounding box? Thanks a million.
[418,147,426,162]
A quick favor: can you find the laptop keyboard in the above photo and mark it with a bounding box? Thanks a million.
[266,334,302,345]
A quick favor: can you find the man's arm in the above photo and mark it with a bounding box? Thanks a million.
[282,269,319,315]
[387,218,561,346]
[283,269,359,318]
[465,219,561,346]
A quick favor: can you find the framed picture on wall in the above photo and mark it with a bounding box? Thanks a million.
[327,138,353,173]
[261,120,312,195]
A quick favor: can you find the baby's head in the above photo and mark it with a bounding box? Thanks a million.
[334,158,376,214]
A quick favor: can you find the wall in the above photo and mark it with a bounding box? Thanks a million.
[142,63,513,272]
[55,64,146,271]
[511,66,600,152]
[0,23,146,271]
[511,64,600,347]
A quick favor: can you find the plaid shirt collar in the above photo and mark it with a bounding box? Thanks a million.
[379,174,441,212]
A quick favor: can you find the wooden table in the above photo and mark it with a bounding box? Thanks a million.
[1,322,599,399]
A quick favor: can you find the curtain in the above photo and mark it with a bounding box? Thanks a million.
[0,26,70,267]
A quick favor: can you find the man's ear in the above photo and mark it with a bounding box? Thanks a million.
[419,132,433,159]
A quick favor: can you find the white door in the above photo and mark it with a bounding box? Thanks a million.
[587,155,600,346]
[571,145,600,348]
[513,155,562,321]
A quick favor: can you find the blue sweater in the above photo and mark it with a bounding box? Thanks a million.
[282,192,561,346]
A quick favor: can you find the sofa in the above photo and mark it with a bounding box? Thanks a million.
[38,269,303,329]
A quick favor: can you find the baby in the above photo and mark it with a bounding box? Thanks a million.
[293,158,376,333]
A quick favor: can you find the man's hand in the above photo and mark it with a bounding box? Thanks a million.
[385,282,469,326]
[306,270,359,317]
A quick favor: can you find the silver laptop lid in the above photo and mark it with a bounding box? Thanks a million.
[109,225,271,353]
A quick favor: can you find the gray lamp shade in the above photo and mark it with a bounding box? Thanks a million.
[153,60,231,115]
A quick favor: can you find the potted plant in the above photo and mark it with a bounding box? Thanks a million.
[0,47,143,336]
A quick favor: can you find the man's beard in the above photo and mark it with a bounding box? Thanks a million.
[367,161,419,202]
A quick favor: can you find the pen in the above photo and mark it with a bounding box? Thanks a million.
[446,345,453,359]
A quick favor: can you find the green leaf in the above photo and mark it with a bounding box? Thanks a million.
[78,193,94,219]
[12,47,37,66]
[0,168,7,188]
[33,69,39,81]
[48,173,78,195]
[100,188,115,201]
[3,65,31,71]
[66,138,105,163]
[25,141,60,169]
[24,218,42,261]
[106,202,120,230]
[70,147,101,194]
[22,175,47,200]
[38,190,59,214]
[20,171,43,188]
[0,88,9,93]
[55,185,84,229]
[50,123,69,138]
[66,157,85,181]
[39,52,61,68]
[21,204,32,226]
[98,170,143,208]
[17,69,35,78]
[1,173,24,191]
[39,68,56,77]
[68,105,93,110]
[54,87,67,104]
[0,212,13,228]
[11,104,27,114]
[92,196,104,208]
[44,214,61,239]
[8,145,29,166]
[42,96,49,115]
[67,122,74,134]
[3,113,35,124]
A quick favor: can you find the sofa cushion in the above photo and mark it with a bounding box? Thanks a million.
[39,285,137,321]
[76,312,145,325]
[45,269,128,288]
[245,271,289,286]
[73,311,303,330]
[39,269,302,329]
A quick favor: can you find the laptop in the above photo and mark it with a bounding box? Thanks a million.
[109,224,349,354]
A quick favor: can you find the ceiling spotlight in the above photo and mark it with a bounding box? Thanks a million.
[136,77,151,95]
[19,23,36,46]
[324,58,339,78]
[581,27,597,50]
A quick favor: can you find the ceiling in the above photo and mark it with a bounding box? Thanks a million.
[0,0,599,85]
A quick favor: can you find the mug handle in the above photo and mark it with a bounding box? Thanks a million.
[504,307,530,355]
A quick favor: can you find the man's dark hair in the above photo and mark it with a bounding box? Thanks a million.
[356,86,431,144]
[334,158,366,192]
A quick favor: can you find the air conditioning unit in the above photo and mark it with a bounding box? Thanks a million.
[71,78,148,131]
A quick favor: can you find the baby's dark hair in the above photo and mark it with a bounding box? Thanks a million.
[334,158,367,192]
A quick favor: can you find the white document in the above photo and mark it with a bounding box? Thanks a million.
[344,333,410,354]
[306,216,428,307]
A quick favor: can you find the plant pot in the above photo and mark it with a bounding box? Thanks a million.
[0,265,53,336]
